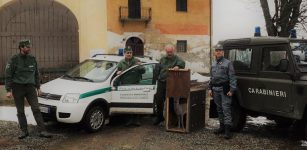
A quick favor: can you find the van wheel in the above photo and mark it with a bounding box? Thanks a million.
[231,99,246,132]
[303,121,307,140]
[83,106,105,133]
[274,118,293,128]
[292,120,307,140]
[297,119,307,140]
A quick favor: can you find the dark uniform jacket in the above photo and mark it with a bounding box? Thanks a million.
[5,53,40,92]
[156,55,185,82]
[209,57,237,93]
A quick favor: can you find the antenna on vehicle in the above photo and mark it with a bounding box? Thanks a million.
[290,29,297,38]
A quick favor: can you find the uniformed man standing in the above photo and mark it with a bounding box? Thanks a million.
[5,40,52,139]
[117,47,144,126]
[153,44,185,125]
[208,43,237,139]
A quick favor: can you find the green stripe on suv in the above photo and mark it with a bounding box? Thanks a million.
[79,87,112,99]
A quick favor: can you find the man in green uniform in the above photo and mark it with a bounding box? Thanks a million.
[153,44,185,125]
[5,40,52,139]
[117,47,143,83]
[116,47,144,126]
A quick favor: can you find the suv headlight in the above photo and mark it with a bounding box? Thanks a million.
[62,93,80,103]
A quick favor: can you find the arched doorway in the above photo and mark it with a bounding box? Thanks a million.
[125,37,144,56]
[0,0,79,83]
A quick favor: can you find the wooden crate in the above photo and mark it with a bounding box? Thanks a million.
[165,69,207,133]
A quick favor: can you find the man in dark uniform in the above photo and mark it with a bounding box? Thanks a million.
[5,40,52,139]
[208,43,237,139]
[153,44,185,125]
[117,47,144,126]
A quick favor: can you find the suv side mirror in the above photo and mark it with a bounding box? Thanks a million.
[279,59,289,72]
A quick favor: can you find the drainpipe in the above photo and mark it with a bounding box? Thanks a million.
[209,0,212,70]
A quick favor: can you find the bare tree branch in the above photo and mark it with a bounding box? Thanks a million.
[260,0,307,37]
[260,0,276,36]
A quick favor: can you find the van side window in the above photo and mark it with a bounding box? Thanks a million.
[261,47,288,72]
[228,48,253,72]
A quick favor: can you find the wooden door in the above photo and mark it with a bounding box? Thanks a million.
[0,0,79,83]
[128,0,141,19]
[126,37,144,56]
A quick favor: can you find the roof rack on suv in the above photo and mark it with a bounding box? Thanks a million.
[137,55,153,60]
[91,53,153,60]
[91,54,120,58]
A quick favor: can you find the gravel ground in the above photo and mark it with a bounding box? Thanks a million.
[0,116,306,150]
[0,121,66,150]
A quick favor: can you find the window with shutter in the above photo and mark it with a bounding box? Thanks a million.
[177,40,187,53]
[176,0,187,12]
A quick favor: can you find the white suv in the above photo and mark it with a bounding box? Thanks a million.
[38,54,158,132]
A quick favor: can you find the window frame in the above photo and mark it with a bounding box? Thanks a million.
[258,44,295,79]
[225,46,257,75]
[176,0,188,12]
[228,48,253,72]
[113,63,156,87]
[177,40,187,53]
[260,46,290,72]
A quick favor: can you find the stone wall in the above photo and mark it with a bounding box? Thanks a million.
[107,27,211,74]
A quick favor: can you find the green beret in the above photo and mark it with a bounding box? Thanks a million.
[125,46,132,52]
[19,39,31,47]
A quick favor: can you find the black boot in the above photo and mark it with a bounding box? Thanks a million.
[153,117,164,125]
[39,131,52,138]
[214,123,225,135]
[125,118,134,127]
[18,131,29,139]
[224,125,232,139]
[133,116,141,127]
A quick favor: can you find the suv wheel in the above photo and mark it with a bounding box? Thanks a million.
[231,99,246,132]
[83,106,106,133]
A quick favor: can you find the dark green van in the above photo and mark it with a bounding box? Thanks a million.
[214,37,307,138]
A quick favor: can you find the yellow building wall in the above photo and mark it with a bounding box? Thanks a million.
[107,0,151,34]
[0,0,108,62]
[107,0,210,35]
[153,0,210,35]
[106,0,211,73]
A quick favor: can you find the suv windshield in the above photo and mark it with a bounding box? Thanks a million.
[63,59,117,82]
[291,41,307,71]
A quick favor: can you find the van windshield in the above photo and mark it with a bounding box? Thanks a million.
[291,42,307,72]
[62,59,117,82]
